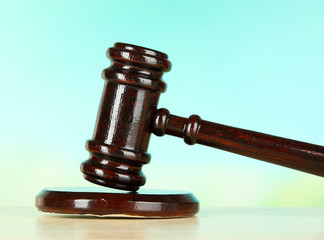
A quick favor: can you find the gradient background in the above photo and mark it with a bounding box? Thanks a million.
[0,0,323,208]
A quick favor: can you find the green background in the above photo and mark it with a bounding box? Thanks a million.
[0,0,323,208]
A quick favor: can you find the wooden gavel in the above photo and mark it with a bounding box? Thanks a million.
[81,42,324,191]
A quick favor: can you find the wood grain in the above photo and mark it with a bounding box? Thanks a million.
[152,108,324,177]
[80,43,170,191]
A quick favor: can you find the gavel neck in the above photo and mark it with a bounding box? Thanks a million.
[151,108,200,145]
[151,108,324,177]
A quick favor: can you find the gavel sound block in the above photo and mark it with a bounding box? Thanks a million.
[36,42,324,218]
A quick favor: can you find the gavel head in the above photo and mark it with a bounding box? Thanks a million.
[80,43,171,191]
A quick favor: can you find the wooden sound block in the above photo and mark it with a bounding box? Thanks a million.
[36,187,199,218]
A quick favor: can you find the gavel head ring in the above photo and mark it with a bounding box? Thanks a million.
[80,43,171,191]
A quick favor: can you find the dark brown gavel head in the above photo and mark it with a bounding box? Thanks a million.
[80,43,171,191]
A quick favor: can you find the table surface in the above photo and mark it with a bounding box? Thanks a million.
[0,207,323,240]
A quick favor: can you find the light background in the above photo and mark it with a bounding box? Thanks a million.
[0,0,323,208]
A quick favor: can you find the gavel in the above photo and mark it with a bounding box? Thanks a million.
[81,42,324,192]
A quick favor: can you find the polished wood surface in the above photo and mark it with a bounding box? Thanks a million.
[36,187,198,218]
[152,108,324,177]
[1,207,323,240]
[81,43,171,191]
[79,42,323,191]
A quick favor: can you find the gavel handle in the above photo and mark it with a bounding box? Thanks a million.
[152,108,324,177]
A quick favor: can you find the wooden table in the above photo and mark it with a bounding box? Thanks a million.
[1,207,323,240]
